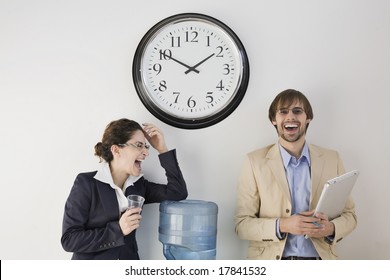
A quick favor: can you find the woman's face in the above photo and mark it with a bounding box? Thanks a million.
[117,130,150,176]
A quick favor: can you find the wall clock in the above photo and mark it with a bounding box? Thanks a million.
[132,13,250,129]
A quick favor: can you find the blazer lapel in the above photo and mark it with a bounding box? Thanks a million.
[266,144,326,207]
[266,144,291,201]
[96,181,120,220]
[309,144,325,205]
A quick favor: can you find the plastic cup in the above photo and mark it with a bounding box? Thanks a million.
[127,195,145,210]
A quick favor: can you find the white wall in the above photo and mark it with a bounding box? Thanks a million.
[1,0,389,260]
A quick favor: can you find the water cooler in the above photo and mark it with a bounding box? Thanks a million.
[158,199,218,260]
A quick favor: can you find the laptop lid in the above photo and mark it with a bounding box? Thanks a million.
[314,170,359,219]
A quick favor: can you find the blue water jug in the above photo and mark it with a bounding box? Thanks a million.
[158,200,218,260]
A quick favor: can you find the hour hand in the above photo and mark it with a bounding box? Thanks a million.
[185,53,215,74]
[166,54,200,74]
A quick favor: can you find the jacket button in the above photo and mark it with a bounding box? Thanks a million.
[286,209,290,213]
[276,255,281,260]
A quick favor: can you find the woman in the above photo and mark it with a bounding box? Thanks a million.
[61,119,188,259]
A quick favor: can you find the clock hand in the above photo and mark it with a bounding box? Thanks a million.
[185,53,215,74]
[166,54,200,74]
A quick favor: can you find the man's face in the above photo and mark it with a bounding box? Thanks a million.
[272,102,311,143]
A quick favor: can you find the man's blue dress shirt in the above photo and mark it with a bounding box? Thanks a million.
[278,143,319,258]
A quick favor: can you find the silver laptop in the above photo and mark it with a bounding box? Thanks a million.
[314,170,359,219]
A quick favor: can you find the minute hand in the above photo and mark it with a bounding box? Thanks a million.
[185,53,215,74]
[167,55,200,74]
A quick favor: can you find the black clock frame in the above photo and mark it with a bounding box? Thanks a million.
[132,13,250,129]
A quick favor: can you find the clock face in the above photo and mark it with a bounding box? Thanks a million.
[133,13,249,129]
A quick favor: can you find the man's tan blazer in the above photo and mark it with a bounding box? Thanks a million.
[235,143,357,260]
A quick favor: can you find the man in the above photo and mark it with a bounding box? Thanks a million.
[235,89,357,260]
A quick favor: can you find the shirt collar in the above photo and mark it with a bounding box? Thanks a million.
[94,161,143,191]
[279,142,311,169]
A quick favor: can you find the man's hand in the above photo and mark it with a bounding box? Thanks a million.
[279,210,325,236]
[306,212,335,239]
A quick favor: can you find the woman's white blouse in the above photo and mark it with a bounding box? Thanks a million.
[94,161,143,214]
